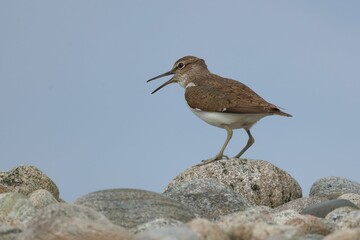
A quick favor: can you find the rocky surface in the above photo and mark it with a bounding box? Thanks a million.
[165,158,302,207]
[1,162,360,239]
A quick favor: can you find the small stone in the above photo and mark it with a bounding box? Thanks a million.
[0,192,36,223]
[132,218,185,234]
[187,218,230,240]
[163,178,252,219]
[310,177,360,199]
[18,203,134,240]
[75,188,195,229]
[300,199,359,218]
[0,166,59,200]
[29,189,58,209]
[135,226,200,240]
[166,158,302,208]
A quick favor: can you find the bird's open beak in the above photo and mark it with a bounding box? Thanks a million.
[147,70,176,94]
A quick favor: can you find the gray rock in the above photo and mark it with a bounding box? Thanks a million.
[274,196,329,213]
[300,199,359,218]
[0,193,36,223]
[18,203,134,240]
[29,189,58,209]
[310,177,360,199]
[132,218,185,234]
[0,166,59,200]
[75,188,195,229]
[163,178,252,220]
[135,226,200,240]
[166,158,302,208]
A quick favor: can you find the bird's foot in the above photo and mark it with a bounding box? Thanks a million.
[195,154,229,166]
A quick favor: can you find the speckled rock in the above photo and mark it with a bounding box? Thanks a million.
[163,178,252,219]
[75,188,195,229]
[310,177,360,199]
[18,203,134,240]
[336,210,360,230]
[227,222,301,240]
[0,166,59,200]
[275,196,329,213]
[132,218,185,234]
[166,158,302,208]
[29,189,58,209]
[338,193,360,208]
[0,192,36,223]
[187,218,230,240]
[216,206,274,231]
[135,226,200,240]
[301,199,359,218]
[323,228,360,240]
[325,206,359,224]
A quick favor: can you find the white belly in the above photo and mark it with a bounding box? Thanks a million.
[190,107,269,129]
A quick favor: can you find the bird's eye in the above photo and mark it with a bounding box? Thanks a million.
[177,62,185,69]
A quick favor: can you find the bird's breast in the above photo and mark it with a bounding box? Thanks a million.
[189,107,269,129]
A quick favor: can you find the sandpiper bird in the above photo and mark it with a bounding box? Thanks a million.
[147,56,292,165]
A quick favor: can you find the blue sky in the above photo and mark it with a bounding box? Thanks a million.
[1,1,359,201]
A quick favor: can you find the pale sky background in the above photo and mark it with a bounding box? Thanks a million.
[1,1,359,202]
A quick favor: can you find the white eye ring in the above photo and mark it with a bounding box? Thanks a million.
[177,62,185,69]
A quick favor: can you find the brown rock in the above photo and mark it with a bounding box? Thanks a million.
[166,158,302,208]
[275,196,329,213]
[0,166,59,200]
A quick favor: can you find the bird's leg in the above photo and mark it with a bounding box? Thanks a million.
[234,129,254,159]
[196,126,233,166]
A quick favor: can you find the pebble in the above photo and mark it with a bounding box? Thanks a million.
[163,178,252,219]
[310,176,360,199]
[74,188,195,229]
[166,158,302,208]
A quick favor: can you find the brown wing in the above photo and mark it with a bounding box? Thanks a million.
[185,76,291,116]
